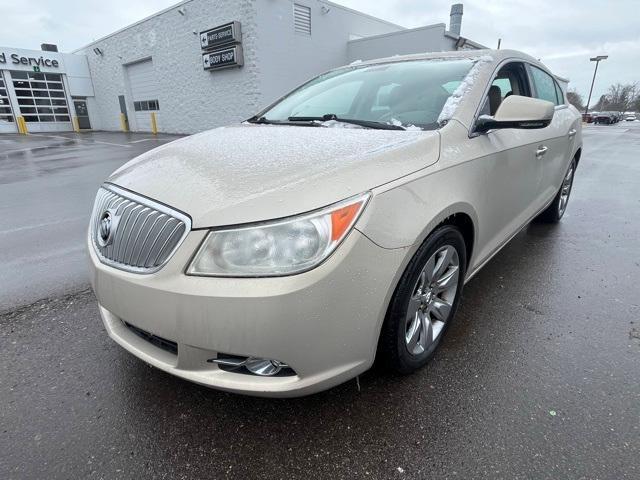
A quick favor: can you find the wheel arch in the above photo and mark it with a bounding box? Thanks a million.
[374,205,477,366]
[574,147,582,167]
[375,203,478,335]
[409,203,478,271]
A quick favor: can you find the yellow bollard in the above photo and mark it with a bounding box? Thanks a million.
[150,112,158,135]
[119,113,129,132]
[72,116,80,133]
[17,116,28,134]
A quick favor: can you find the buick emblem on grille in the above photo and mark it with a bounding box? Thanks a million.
[97,208,119,247]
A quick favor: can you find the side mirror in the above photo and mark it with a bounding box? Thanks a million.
[475,95,555,133]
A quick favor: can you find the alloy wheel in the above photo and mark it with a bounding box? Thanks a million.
[558,163,574,217]
[405,245,459,356]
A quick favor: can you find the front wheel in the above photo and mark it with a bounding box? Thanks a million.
[377,225,466,374]
[537,158,576,223]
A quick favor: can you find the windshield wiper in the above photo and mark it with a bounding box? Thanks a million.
[246,115,320,127]
[288,114,406,130]
[246,115,278,125]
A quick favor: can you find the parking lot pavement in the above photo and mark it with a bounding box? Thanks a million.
[0,131,183,313]
[1,123,640,479]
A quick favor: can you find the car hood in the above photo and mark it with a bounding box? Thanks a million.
[108,124,440,227]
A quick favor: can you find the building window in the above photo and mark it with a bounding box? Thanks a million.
[134,99,160,111]
[11,70,70,122]
[0,74,15,124]
[294,3,311,36]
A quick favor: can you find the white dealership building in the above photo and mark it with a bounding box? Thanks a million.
[0,1,484,135]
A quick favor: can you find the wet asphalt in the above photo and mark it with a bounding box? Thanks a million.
[1,124,639,479]
[0,132,182,313]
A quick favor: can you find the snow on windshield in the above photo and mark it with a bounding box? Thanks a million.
[437,55,493,125]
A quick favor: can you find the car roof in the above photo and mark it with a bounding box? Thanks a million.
[355,49,538,66]
[344,49,552,76]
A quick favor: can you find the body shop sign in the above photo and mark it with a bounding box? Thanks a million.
[202,45,243,71]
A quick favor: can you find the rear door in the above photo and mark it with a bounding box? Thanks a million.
[527,65,574,203]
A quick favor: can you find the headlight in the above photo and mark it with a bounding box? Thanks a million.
[187,193,370,277]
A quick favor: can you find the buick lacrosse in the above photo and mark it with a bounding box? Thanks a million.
[88,49,582,397]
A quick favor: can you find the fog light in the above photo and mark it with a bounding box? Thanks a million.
[245,357,287,376]
[209,354,295,376]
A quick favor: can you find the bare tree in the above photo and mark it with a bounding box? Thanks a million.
[566,90,584,111]
[593,94,608,112]
[598,83,638,111]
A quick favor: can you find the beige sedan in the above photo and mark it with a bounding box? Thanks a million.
[88,49,582,397]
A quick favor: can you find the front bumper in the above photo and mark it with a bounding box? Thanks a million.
[88,228,407,397]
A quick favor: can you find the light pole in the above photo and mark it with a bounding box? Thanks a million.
[584,55,608,114]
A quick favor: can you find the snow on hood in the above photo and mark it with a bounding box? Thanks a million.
[108,124,440,227]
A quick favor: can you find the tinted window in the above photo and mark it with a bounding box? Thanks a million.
[530,66,558,105]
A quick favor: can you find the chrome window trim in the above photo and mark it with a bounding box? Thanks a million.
[91,183,192,274]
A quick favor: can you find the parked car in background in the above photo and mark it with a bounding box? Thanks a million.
[625,113,637,121]
[594,111,616,124]
[87,49,582,397]
[582,113,594,123]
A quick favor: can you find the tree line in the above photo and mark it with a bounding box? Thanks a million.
[567,83,640,112]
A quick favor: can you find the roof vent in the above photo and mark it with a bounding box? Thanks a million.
[294,3,311,36]
[41,43,58,52]
[449,4,463,36]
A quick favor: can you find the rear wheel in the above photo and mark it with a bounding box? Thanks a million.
[537,158,576,223]
[378,226,466,374]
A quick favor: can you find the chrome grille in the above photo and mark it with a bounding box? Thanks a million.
[90,185,190,273]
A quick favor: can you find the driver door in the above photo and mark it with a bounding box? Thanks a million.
[470,62,547,261]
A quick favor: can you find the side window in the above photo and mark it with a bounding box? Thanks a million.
[479,62,531,116]
[530,66,559,105]
[491,77,513,98]
[554,81,565,105]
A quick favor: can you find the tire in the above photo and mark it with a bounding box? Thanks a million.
[377,225,466,374]
[536,157,576,223]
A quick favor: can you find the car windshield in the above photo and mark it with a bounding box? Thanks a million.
[258,58,474,130]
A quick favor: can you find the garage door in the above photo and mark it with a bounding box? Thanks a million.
[0,72,17,133]
[125,59,159,132]
[10,71,72,133]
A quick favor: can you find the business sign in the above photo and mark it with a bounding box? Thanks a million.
[0,51,60,68]
[200,22,242,50]
[202,45,244,71]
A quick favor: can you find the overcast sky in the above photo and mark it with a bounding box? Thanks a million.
[1,0,638,101]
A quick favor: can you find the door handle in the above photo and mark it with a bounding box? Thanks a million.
[535,145,548,158]
[568,129,577,138]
